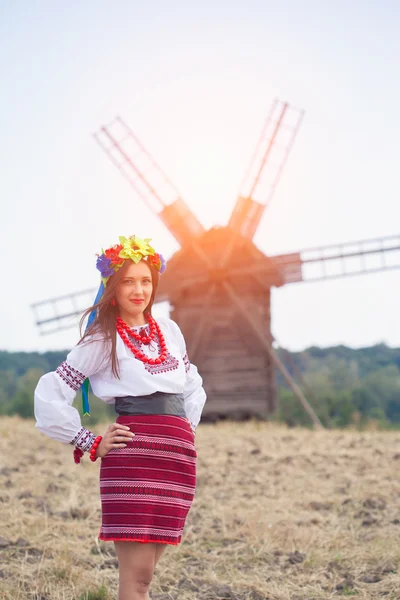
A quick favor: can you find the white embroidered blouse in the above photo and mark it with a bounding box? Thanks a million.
[34,317,207,449]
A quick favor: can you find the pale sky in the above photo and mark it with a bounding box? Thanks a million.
[1,0,400,353]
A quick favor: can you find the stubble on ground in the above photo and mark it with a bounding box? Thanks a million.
[0,416,399,600]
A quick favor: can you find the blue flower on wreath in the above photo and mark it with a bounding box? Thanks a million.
[159,254,166,274]
[96,254,114,278]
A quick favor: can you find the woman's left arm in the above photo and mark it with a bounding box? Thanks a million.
[182,355,207,434]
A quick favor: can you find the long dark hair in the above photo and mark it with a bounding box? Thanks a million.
[79,258,160,378]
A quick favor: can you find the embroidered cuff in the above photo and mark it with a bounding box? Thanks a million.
[56,361,86,391]
[70,427,96,452]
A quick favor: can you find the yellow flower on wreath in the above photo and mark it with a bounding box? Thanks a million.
[118,235,156,263]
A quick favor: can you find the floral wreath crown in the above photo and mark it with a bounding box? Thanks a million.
[96,235,166,286]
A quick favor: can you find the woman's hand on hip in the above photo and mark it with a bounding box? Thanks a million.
[97,423,135,458]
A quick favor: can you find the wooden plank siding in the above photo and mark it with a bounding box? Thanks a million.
[171,286,277,417]
[199,394,272,419]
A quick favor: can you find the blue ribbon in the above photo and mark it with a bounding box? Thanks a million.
[81,282,105,416]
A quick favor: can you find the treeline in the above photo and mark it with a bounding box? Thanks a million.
[0,343,399,428]
[275,343,400,428]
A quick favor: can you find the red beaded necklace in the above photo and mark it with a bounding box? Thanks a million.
[116,314,156,345]
[116,314,167,366]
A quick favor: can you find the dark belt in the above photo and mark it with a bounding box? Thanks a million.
[114,392,186,417]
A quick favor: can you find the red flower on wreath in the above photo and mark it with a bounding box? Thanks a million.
[148,252,166,273]
[149,253,161,269]
[105,244,124,266]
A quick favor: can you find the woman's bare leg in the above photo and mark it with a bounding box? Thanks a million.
[114,541,168,600]
[114,541,155,600]
[153,543,167,567]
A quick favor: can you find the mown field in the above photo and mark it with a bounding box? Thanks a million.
[0,416,399,600]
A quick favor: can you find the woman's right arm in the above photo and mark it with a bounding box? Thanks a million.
[34,334,108,451]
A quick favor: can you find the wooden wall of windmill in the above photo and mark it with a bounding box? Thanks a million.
[157,227,285,420]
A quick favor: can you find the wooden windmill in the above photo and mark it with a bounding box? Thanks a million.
[32,100,400,426]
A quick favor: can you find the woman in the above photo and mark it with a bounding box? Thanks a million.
[34,235,207,600]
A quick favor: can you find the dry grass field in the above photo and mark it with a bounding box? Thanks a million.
[0,416,399,600]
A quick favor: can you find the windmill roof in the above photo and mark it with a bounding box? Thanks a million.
[156,227,284,301]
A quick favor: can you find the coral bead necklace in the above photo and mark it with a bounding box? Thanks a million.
[117,314,157,345]
[116,314,167,365]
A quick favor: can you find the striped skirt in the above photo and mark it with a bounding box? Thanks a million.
[99,414,197,545]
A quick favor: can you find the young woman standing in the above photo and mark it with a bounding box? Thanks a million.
[34,235,207,600]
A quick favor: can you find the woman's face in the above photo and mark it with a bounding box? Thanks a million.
[115,260,153,323]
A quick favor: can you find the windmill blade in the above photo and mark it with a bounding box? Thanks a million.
[271,234,400,284]
[31,288,97,336]
[228,99,304,241]
[94,117,205,247]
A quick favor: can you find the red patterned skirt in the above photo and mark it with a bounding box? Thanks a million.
[99,414,197,545]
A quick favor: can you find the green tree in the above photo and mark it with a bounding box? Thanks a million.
[6,368,44,418]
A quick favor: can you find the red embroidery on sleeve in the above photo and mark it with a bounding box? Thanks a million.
[56,362,86,391]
